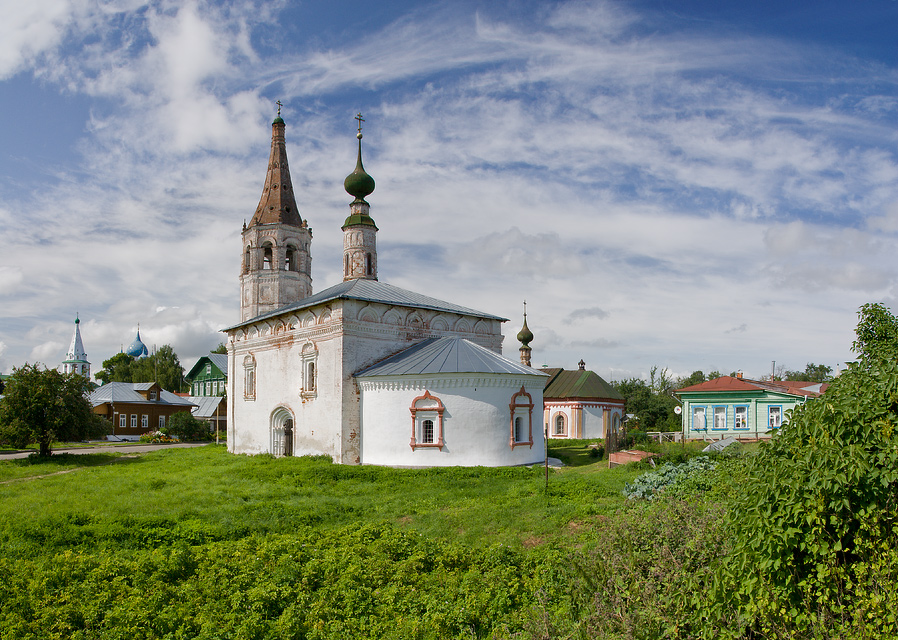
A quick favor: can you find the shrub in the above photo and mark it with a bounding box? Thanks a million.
[704,311,898,638]
[163,412,212,441]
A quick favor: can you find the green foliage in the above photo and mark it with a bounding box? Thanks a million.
[95,352,135,385]
[130,345,185,392]
[163,411,211,441]
[211,342,228,354]
[0,446,650,639]
[783,362,833,382]
[852,302,898,363]
[622,455,718,501]
[577,497,733,639]
[613,366,680,432]
[0,364,103,456]
[707,307,898,637]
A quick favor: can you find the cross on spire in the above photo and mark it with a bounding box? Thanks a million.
[276,100,282,116]
[355,112,365,136]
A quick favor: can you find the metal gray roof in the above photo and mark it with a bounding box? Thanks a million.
[224,279,506,331]
[186,353,229,380]
[89,382,195,407]
[208,353,228,375]
[189,396,226,418]
[355,337,550,377]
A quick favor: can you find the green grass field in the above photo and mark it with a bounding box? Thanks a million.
[0,442,651,639]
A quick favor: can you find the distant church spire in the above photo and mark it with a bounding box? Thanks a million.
[517,301,533,367]
[342,113,378,281]
[240,105,314,321]
[61,314,91,378]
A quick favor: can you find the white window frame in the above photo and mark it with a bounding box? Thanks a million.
[119,414,126,429]
[713,406,727,430]
[769,405,783,429]
[243,355,256,400]
[300,343,319,399]
[734,405,748,430]
[141,415,148,429]
[130,414,137,428]
[692,406,707,431]
[409,391,445,450]
[158,415,165,429]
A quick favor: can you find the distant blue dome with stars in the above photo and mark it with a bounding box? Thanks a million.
[126,328,149,358]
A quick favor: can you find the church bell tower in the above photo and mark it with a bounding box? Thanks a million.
[342,113,378,281]
[240,105,313,321]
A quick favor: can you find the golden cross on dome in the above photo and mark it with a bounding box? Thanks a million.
[355,112,365,135]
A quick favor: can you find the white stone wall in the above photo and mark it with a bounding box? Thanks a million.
[226,296,507,464]
[358,374,546,467]
[545,401,624,439]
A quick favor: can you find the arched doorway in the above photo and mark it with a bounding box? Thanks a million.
[270,407,295,456]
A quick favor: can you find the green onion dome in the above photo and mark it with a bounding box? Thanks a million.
[344,134,375,203]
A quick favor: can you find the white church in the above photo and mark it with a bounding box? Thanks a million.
[224,113,548,466]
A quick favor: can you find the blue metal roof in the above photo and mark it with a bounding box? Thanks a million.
[224,279,506,331]
[355,337,549,377]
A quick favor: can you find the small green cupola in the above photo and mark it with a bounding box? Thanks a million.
[342,113,379,281]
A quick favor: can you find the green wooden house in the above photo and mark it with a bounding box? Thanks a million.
[185,353,228,397]
[676,375,827,440]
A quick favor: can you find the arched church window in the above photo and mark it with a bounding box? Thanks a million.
[554,414,566,436]
[243,355,256,400]
[409,391,445,450]
[365,252,373,276]
[301,342,318,399]
[262,243,273,270]
[286,246,296,271]
[509,386,534,448]
[344,254,350,277]
[244,247,252,273]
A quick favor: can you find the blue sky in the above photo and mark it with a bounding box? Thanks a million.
[2,0,898,383]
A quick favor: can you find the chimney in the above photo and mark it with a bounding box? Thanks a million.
[736,370,743,379]
[578,359,586,371]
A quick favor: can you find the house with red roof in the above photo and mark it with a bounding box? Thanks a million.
[675,374,827,440]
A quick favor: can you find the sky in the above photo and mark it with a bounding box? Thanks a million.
[2,0,898,384]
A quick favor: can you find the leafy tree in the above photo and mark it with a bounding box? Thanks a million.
[613,367,679,432]
[163,411,211,441]
[707,370,722,380]
[95,352,135,385]
[130,345,185,392]
[852,302,898,363]
[710,304,898,636]
[0,364,109,456]
[211,343,228,354]
[783,362,833,383]
[676,370,706,388]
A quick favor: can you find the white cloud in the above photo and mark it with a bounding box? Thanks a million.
[0,0,76,79]
[0,0,892,382]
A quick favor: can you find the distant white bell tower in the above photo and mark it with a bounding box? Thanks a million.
[61,315,91,378]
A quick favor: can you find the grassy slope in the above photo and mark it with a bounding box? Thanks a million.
[0,444,641,553]
[0,442,650,639]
